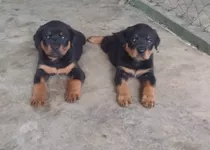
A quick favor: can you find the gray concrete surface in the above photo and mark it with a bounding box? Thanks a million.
[0,0,210,150]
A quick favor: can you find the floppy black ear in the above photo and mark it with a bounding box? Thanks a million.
[65,24,75,42]
[124,26,134,39]
[113,26,133,45]
[153,29,160,50]
[113,31,127,45]
[33,25,46,50]
[66,24,87,46]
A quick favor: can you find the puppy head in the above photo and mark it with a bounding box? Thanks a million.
[34,20,74,59]
[124,24,160,61]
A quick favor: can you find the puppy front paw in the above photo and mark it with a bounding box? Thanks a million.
[65,79,81,103]
[141,82,155,108]
[141,93,155,108]
[31,83,46,107]
[117,93,132,107]
[116,80,132,107]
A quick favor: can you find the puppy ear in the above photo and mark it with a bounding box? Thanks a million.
[153,29,160,51]
[113,30,127,45]
[33,25,46,50]
[67,25,87,46]
[113,26,133,45]
[66,25,75,42]
[124,26,133,39]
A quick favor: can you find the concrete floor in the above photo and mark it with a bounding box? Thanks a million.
[0,0,210,150]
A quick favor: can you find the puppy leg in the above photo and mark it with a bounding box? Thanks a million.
[87,36,104,44]
[65,66,85,103]
[31,70,48,107]
[115,69,131,107]
[139,74,156,108]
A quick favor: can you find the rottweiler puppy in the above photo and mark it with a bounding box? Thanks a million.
[31,20,86,107]
[87,23,160,108]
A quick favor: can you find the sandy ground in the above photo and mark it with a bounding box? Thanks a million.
[0,0,210,150]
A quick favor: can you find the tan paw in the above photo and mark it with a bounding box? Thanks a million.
[65,90,80,103]
[31,95,46,107]
[30,82,46,107]
[117,93,132,107]
[65,79,81,103]
[116,80,132,107]
[141,82,155,108]
[141,94,155,108]
[87,36,104,44]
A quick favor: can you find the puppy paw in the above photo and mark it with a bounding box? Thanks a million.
[30,83,46,107]
[141,93,155,108]
[65,79,81,103]
[65,90,80,103]
[87,36,104,44]
[117,93,132,107]
[141,82,155,108]
[31,95,46,107]
[116,80,132,107]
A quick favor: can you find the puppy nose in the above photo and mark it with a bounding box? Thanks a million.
[51,35,59,41]
[137,46,145,54]
[51,44,60,49]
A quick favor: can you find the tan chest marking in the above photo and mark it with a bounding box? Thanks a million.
[57,63,75,75]
[39,63,75,75]
[119,66,152,77]
[39,65,57,74]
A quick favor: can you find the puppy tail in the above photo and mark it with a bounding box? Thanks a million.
[87,36,104,45]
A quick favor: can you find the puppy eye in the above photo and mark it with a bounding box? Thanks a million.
[147,37,152,43]
[46,36,50,39]
[61,36,65,39]
[132,38,137,43]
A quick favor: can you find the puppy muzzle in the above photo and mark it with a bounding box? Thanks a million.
[136,45,146,54]
[47,36,64,57]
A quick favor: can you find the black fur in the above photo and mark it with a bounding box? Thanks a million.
[33,20,86,84]
[100,23,160,86]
